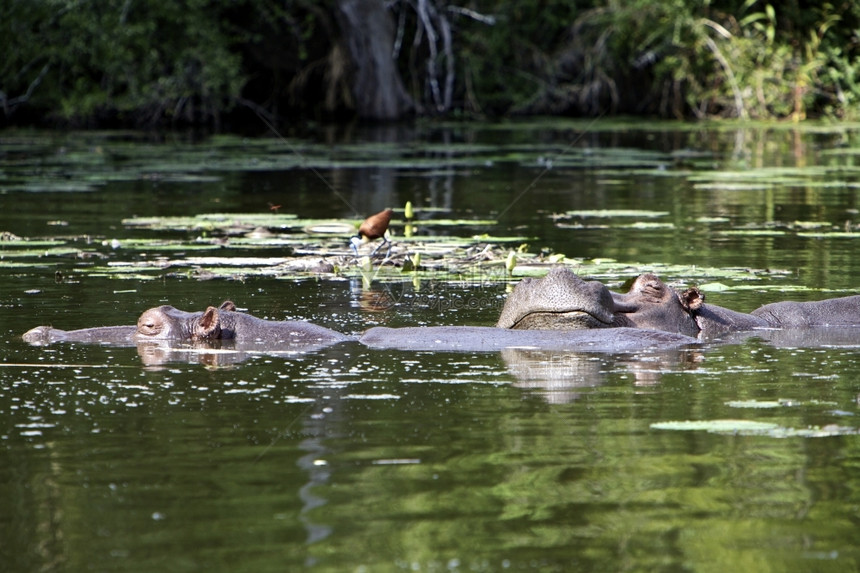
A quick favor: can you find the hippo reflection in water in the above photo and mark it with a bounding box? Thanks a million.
[498,267,860,340]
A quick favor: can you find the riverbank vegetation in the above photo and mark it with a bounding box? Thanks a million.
[2,0,858,128]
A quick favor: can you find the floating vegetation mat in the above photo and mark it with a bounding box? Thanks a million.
[0,210,534,283]
[552,210,860,238]
[3,206,854,294]
[3,207,852,289]
[121,212,498,234]
[0,128,687,195]
[4,123,859,289]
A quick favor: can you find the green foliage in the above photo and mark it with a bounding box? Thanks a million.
[451,0,860,120]
[1,0,858,125]
[2,0,244,126]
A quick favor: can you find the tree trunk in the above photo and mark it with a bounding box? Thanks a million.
[336,0,414,120]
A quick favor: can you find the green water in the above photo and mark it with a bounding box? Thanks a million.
[2,121,860,572]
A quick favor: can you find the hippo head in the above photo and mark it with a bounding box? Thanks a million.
[497,268,705,337]
[136,301,236,340]
[496,267,617,329]
[611,273,704,337]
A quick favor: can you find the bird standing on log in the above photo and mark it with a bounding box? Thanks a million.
[350,208,394,257]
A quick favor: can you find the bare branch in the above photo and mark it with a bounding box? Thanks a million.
[439,8,454,110]
[236,96,277,124]
[447,5,495,25]
[1,64,50,116]
[703,35,747,119]
[414,0,455,113]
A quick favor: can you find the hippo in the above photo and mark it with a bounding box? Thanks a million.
[22,301,353,349]
[23,298,699,355]
[26,266,858,360]
[497,267,860,339]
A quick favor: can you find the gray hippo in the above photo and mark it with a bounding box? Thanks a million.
[22,301,353,349]
[23,267,860,357]
[497,267,860,339]
[23,299,698,354]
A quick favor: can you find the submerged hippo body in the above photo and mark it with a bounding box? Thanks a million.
[23,301,353,349]
[358,326,697,353]
[22,325,139,345]
[499,267,860,339]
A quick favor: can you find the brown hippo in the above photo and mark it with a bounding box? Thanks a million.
[22,301,353,348]
[498,267,860,339]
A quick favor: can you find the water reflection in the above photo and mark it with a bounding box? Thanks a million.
[135,339,355,369]
[349,278,399,313]
[298,427,334,563]
[502,347,703,403]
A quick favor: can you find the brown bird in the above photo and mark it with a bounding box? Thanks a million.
[350,208,393,257]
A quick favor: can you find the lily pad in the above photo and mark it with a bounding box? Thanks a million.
[697,282,732,292]
[725,398,838,409]
[625,222,675,229]
[724,400,785,409]
[0,239,68,247]
[651,420,779,433]
[0,246,92,258]
[305,222,356,234]
[797,232,860,239]
[651,419,859,437]
[718,230,787,237]
[692,183,774,191]
[559,209,670,218]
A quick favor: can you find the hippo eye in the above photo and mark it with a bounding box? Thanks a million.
[138,320,160,334]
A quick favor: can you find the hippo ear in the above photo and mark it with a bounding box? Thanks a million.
[194,306,222,340]
[219,300,236,312]
[679,288,704,313]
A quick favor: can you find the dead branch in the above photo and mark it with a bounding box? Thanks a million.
[1,64,50,117]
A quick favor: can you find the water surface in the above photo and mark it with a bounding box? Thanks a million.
[2,121,860,572]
